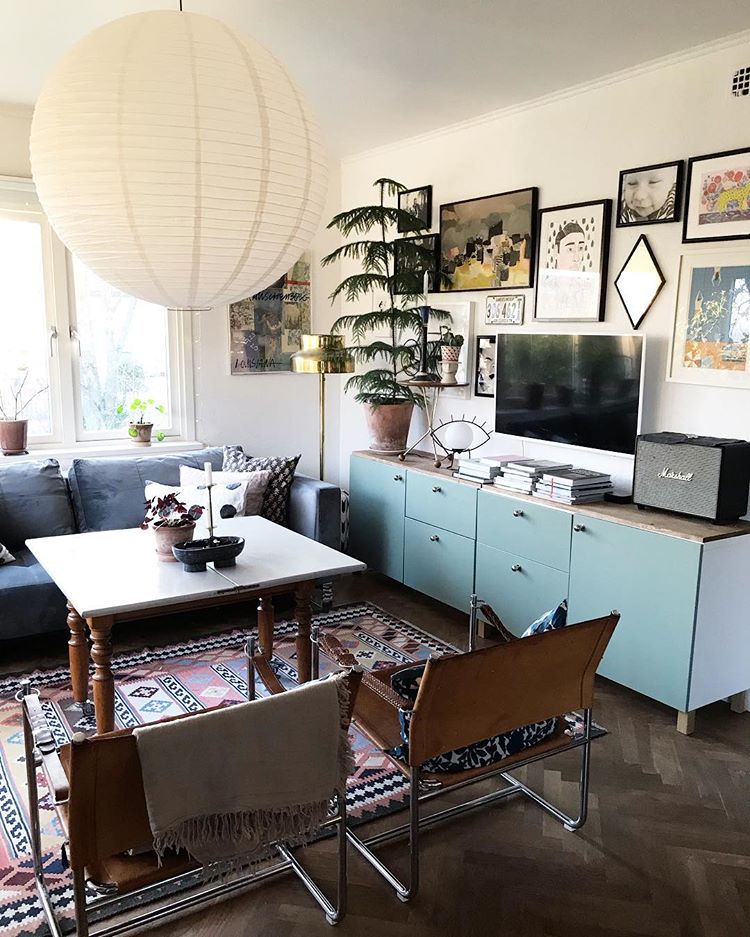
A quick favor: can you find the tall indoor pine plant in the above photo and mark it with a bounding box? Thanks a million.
[324,178,447,452]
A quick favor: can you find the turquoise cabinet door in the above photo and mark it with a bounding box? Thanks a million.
[475,543,569,636]
[567,516,700,711]
[349,455,405,581]
[405,471,477,539]
[403,518,475,611]
[477,490,572,571]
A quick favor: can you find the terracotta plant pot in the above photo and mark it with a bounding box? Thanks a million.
[364,401,414,454]
[129,422,153,446]
[153,521,195,561]
[0,419,29,456]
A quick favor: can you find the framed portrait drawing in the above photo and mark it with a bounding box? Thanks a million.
[534,199,612,322]
[683,147,750,243]
[398,185,432,233]
[393,234,439,295]
[229,253,310,374]
[439,187,538,293]
[668,247,750,387]
[474,335,496,398]
[616,160,683,227]
[485,293,524,325]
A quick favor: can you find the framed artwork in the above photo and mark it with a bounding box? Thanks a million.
[398,185,432,233]
[439,187,538,292]
[474,335,496,397]
[668,247,750,387]
[616,160,683,227]
[229,253,310,374]
[393,234,439,295]
[485,293,524,325]
[683,147,750,243]
[614,235,665,329]
[534,199,612,322]
[430,300,473,398]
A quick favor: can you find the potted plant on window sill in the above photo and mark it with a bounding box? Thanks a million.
[141,492,204,561]
[439,328,465,385]
[0,367,48,456]
[117,397,167,446]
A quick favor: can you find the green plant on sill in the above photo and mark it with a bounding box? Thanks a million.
[439,328,465,348]
[323,178,450,408]
[116,398,166,442]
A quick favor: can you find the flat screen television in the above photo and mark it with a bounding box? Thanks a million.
[493,333,644,455]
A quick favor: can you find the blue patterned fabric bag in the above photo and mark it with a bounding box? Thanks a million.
[522,599,568,637]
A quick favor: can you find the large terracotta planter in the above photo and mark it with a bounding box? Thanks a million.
[364,401,414,454]
[129,422,153,446]
[153,521,195,561]
[0,420,29,456]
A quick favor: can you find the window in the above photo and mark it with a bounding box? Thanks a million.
[0,178,193,448]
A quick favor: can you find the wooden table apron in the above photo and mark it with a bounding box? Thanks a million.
[65,578,316,735]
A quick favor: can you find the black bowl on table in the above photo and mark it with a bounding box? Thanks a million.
[172,536,245,573]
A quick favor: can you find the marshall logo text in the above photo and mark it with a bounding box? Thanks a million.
[658,467,694,482]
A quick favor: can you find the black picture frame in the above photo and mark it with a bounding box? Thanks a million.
[439,186,538,293]
[682,146,750,244]
[534,198,612,323]
[393,233,439,296]
[474,334,496,398]
[616,159,684,228]
[398,185,433,233]
[613,234,665,329]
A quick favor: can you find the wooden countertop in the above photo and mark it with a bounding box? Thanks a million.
[352,449,750,544]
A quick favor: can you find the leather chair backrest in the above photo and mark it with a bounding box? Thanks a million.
[407,613,619,767]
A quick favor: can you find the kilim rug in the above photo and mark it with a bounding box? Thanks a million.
[0,602,458,937]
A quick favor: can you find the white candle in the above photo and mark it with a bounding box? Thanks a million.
[204,461,213,486]
[423,270,430,297]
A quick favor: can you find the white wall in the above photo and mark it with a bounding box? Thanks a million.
[336,37,750,493]
[0,104,32,176]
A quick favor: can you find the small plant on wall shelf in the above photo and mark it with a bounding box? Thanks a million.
[323,178,449,453]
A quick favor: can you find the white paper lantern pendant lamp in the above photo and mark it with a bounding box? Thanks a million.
[30,7,327,311]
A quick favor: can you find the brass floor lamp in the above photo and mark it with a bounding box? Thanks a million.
[291,334,354,480]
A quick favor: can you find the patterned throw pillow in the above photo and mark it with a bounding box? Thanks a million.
[0,543,15,566]
[222,446,301,526]
[143,481,248,522]
[522,599,568,637]
[179,466,272,517]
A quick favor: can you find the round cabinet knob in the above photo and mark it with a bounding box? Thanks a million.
[393,474,403,481]
[573,523,586,532]
[512,509,524,517]
[429,535,440,542]
[432,485,442,493]
[511,563,522,572]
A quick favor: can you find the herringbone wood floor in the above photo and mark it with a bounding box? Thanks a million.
[4,573,749,936]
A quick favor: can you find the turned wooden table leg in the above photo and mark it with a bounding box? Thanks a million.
[66,601,90,709]
[88,616,115,734]
[257,596,274,660]
[294,581,315,684]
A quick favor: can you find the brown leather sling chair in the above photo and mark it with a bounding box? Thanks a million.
[21,650,362,937]
[313,600,619,902]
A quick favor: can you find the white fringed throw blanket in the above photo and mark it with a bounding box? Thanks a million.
[133,675,353,870]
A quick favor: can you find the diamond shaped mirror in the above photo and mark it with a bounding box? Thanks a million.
[614,235,665,329]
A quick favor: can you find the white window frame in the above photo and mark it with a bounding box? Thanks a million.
[0,175,195,450]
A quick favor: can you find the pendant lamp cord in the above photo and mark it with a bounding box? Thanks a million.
[179,0,183,10]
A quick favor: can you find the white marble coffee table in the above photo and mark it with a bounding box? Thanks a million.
[27,516,365,733]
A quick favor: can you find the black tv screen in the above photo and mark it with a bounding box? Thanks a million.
[494,333,644,455]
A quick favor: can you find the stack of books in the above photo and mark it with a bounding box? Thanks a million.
[534,468,613,504]
[493,459,573,495]
[453,454,523,484]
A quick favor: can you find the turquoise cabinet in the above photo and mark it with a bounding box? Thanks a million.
[403,518,475,611]
[406,472,477,539]
[477,490,572,571]
[349,455,406,581]
[567,515,701,711]
[475,542,569,636]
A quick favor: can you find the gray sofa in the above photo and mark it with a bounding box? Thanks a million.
[0,447,341,642]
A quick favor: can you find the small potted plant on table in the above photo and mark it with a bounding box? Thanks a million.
[439,328,465,385]
[141,492,204,561]
[117,397,167,446]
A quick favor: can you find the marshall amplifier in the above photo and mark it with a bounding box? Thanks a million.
[633,432,750,524]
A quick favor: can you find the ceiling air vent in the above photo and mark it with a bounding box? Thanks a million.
[731,66,750,96]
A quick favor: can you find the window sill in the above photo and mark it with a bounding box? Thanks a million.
[0,439,207,469]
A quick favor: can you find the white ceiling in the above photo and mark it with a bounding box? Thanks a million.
[2,0,750,157]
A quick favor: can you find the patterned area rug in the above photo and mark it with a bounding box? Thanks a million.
[0,602,456,937]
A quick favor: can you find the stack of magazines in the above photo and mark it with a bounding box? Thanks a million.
[453,454,523,483]
[534,468,613,504]
[492,459,573,495]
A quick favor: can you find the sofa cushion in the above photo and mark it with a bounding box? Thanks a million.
[222,446,300,526]
[0,459,76,549]
[0,543,14,565]
[0,546,68,640]
[68,448,224,532]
